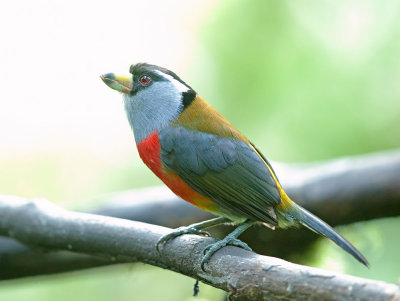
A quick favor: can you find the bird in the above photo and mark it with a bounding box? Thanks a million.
[101,63,368,270]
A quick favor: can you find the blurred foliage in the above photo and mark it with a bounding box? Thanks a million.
[0,152,161,208]
[193,0,400,162]
[0,0,399,300]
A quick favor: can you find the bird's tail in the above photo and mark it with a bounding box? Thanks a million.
[287,203,369,267]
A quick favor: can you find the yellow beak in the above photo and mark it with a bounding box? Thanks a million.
[100,73,133,94]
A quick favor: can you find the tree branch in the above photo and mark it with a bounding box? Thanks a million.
[1,150,399,279]
[0,197,399,301]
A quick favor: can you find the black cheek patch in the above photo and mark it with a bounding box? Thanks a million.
[182,89,197,109]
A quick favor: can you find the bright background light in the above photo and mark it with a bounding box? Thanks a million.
[0,0,216,156]
[0,0,217,203]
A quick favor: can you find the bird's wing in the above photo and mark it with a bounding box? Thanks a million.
[159,126,281,225]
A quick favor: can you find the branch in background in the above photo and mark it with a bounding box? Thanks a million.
[1,150,400,279]
[280,150,400,224]
[0,236,112,279]
[0,197,399,301]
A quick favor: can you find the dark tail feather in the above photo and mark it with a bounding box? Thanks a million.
[290,203,369,267]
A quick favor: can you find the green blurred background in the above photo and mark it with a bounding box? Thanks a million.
[0,0,399,300]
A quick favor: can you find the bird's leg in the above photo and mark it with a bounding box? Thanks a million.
[156,216,230,252]
[201,219,255,271]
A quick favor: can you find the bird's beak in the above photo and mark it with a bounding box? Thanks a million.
[100,73,133,94]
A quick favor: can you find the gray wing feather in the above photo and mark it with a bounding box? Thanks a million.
[159,126,280,224]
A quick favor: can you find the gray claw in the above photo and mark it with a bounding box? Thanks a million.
[156,226,211,253]
[200,236,252,271]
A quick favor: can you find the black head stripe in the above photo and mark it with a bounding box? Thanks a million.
[129,63,197,105]
[130,63,195,90]
[130,63,180,81]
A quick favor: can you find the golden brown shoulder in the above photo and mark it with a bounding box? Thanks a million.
[174,95,248,142]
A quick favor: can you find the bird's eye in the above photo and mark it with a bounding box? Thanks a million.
[139,75,151,85]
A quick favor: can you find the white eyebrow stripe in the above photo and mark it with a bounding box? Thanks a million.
[155,70,190,93]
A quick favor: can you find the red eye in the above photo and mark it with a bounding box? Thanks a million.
[139,75,151,85]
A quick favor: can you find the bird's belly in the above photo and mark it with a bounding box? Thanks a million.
[161,170,217,211]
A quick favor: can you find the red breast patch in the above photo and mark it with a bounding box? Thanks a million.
[136,132,217,212]
[137,132,163,178]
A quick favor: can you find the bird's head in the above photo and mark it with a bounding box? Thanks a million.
[101,63,196,143]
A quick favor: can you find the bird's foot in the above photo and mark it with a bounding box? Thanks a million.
[200,235,252,271]
[156,225,210,253]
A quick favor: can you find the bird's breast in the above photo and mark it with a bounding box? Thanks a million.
[136,132,217,211]
[136,132,164,178]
